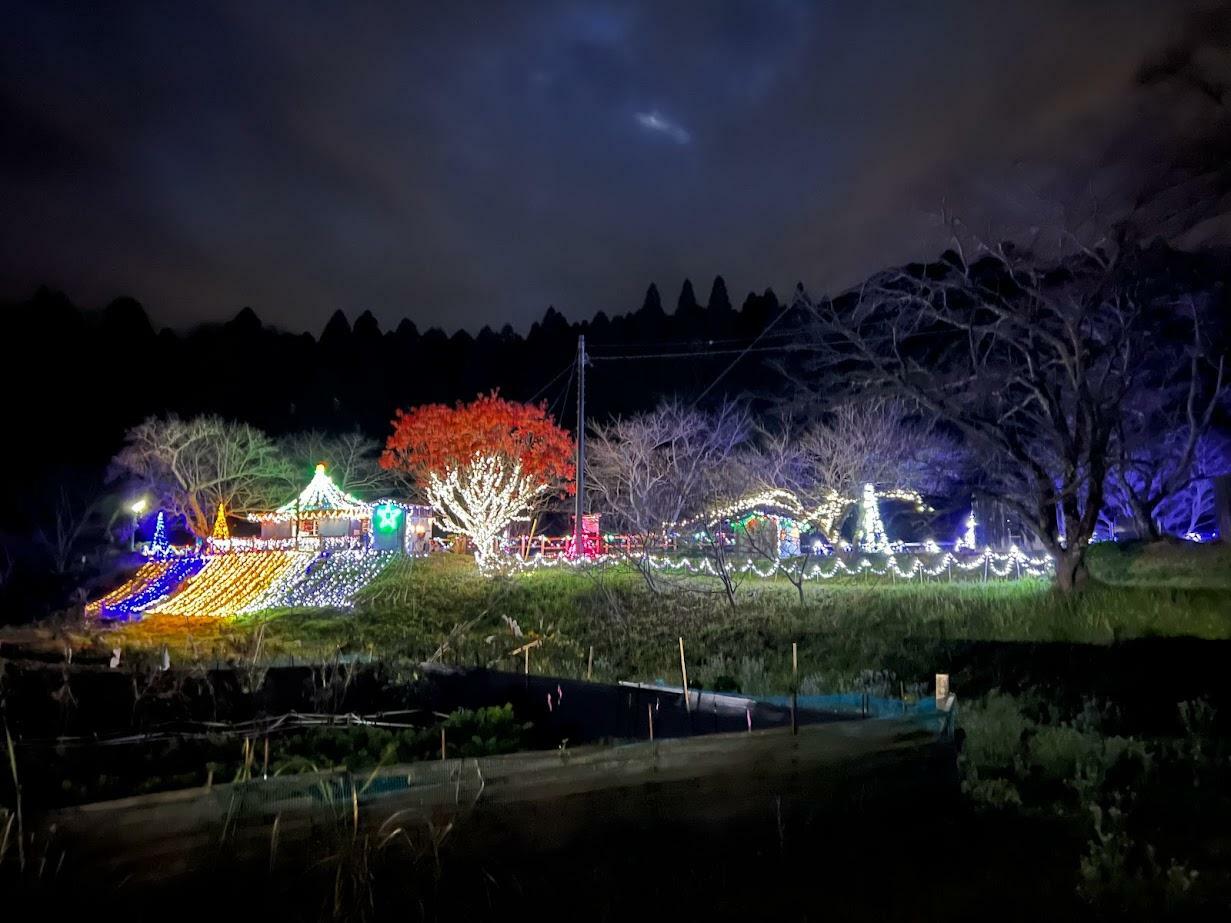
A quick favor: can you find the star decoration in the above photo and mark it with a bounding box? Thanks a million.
[375,504,402,531]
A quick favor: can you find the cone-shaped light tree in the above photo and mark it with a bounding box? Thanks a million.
[211,502,230,541]
[151,511,168,552]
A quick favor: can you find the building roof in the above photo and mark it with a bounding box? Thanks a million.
[247,464,373,522]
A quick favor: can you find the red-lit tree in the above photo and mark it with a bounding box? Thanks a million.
[381,393,574,569]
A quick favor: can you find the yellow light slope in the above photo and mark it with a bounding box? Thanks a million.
[146,552,303,617]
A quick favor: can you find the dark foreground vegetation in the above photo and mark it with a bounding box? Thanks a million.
[2,541,1230,918]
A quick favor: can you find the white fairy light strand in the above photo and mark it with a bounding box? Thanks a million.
[509,545,1052,581]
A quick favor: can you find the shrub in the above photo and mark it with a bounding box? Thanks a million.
[960,692,1031,773]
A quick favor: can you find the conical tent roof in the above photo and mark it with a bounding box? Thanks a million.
[249,464,372,522]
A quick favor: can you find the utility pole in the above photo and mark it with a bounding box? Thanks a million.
[574,335,586,557]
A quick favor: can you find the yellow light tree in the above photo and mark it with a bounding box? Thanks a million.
[211,502,230,541]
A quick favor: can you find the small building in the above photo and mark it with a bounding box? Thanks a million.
[712,491,811,560]
[733,512,804,559]
[248,464,373,546]
[568,513,603,557]
[369,498,435,554]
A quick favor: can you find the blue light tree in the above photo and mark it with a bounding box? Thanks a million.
[150,511,168,554]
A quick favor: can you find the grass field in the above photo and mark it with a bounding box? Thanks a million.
[85,541,1231,692]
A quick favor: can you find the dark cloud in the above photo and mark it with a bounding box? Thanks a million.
[0,1,1223,333]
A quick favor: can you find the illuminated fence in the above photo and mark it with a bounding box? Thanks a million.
[507,533,679,557]
[512,547,1053,581]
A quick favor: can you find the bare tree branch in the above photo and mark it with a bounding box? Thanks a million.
[113,415,294,537]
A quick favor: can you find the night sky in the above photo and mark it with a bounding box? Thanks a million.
[2,1,1227,334]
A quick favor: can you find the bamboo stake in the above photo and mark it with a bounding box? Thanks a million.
[791,641,798,736]
[587,645,594,681]
[440,726,446,761]
[511,637,542,675]
[678,637,691,714]
[647,703,654,741]
[4,721,24,871]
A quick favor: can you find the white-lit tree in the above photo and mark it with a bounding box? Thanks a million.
[954,510,978,551]
[425,452,554,571]
[855,483,889,551]
[381,393,575,572]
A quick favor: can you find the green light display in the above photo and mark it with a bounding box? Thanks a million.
[374,504,402,532]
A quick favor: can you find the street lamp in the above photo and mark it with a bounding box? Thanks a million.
[129,498,147,552]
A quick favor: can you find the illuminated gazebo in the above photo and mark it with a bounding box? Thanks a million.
[248,464,373,544]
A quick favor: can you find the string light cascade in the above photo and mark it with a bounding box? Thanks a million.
[147,551,302,617]
[86,561,171,616]
[239,550,395,612]
[91,557,208,619]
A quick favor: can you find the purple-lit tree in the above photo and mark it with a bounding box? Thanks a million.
[801,235,1226,591]
[1104,298,1226,540]
[1148,430,1231,537]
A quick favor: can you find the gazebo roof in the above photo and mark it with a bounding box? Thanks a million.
[248,464,372,522]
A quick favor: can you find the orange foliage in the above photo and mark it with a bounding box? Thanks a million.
[381,391,575,491]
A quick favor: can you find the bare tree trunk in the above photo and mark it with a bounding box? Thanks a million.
[1054,547,1089,593]
[523,512,540,560]
[1215,475,1231,544]
[790,549,812,605]
[1127,494,1161,542]
[633,547,660,593]
[704,539,740,609]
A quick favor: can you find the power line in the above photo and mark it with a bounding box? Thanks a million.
[692,300,800,405]
[585,331,804,351]
[549,357,576,427]
[527,359,575,403]
[589,344,806,361]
